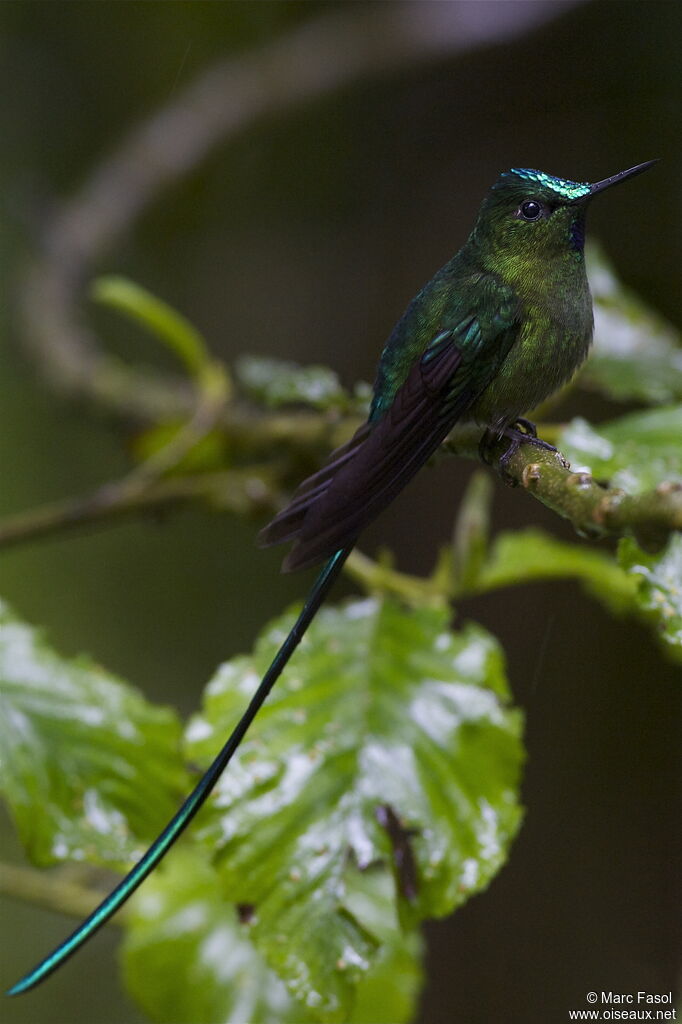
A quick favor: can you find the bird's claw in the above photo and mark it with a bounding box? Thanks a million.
[481,419,565,486]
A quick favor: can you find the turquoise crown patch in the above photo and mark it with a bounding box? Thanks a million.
[507,168,591,200]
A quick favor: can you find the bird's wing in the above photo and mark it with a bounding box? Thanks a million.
[259,283,520,571]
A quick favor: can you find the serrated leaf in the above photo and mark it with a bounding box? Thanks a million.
[185,597,523,1021]
[122,850,422,1024]
[476,528,637,614]
[619,535,682,661]
[122,849,307,1024]
[581,244,682,404]
[0,599,188,867]
[236,355,348,410]
[559,406,682,494]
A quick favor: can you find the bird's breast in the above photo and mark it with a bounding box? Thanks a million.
[471,288,593,426]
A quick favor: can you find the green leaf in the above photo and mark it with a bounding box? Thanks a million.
[476,528,637,614]
[185,597,523,1021]
[581,243,682,404]
[559,405,682,494]
[92,275,212,379]
[92,275,230,407]
[122,850,422,1024]
[236,355,349,411]
[122,849,308,1024]
[344,868,423,1024]
[619,535,682,661]
[0,598,188,867]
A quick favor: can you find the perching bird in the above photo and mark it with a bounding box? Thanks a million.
[8,159,656,995]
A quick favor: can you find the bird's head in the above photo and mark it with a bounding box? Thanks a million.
[470,161,656,271]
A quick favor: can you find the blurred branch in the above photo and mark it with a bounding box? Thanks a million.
[19,2,579,420]
[0,861,126,925]
[0,469,274,551]
[345,547,447,607]
[2,421,681,557]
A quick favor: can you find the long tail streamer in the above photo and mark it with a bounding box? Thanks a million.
[8,546,351,996]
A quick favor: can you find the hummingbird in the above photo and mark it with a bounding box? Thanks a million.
[8,159,656,995]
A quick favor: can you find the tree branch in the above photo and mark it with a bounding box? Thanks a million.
[0,861,126,925]
[2,420,680,557]
[444,426,682,553]
[0,467,279,551]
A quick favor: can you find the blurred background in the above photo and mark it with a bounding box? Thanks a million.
[0,2,680,1022]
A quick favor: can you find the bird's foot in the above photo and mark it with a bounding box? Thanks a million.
[512,416,540,439]
[480,419,565,486]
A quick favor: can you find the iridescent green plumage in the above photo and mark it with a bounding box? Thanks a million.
[263,161,655,569]
[8,160,655,996]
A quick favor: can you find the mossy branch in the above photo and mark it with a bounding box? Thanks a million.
[444,426,682,553]
[2,417,680,560]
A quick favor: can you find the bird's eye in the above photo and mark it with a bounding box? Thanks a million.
[519,200,543,221]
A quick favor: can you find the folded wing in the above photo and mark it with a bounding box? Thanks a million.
[259,285,519,571]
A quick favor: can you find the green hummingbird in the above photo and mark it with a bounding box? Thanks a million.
[8,159,655,996]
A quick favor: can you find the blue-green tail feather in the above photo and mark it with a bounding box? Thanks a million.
[7,546,350,996]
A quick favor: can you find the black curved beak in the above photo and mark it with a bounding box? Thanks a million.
[587,159,658,198]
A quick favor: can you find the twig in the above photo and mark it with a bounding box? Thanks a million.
[0,861,125,925]
[0,468,277,551]
[3,420,681,557]
[345,548,447,607]
[444,426,682,553]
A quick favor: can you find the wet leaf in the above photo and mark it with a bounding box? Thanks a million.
[122,850,422,1024]
[476,528,637,614]
[581,244,682,404]
[0,599,188,867]
[344,867,423,1024]
[122,850,307,1024]
[559,406,682,495]
[185,597,523,1021]
[619,535,682,661]
[236,355,349,410]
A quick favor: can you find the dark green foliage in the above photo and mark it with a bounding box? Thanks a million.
[122,850,423,1024]
[559,406,682,495]
[619,535,682,661]
[236,356,353,412]
[475,528,637,614]
[0,597,521,1022]
[0,600,188,869]
[583,245,682,403]
[2,252,681,1019]
[183,598,522,1020]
